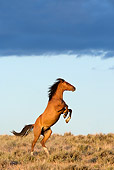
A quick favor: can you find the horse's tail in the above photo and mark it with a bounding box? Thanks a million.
[12,124,34,137]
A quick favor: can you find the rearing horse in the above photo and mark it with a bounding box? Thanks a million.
[12,78,76,155]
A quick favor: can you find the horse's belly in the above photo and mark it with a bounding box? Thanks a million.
[43,113,61,127]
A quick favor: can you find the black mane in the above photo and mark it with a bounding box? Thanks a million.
[48,78,64,101]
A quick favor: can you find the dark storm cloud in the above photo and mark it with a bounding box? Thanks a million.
[103,51,114,59]
[0,0,114,57]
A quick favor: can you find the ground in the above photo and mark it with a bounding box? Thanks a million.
[0,133,114,170]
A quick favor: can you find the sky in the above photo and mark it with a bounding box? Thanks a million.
[0,0,114,135]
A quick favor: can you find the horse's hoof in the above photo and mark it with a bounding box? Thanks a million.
[63,114,67,118]
[65,117,70,123]
[43,147,49,156]
[66,120,69,123]
[31,152,34,156]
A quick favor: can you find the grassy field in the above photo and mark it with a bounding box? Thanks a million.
[0,132,114,170]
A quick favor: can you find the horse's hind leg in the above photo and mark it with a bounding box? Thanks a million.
[31,125,41,155]
[40,128,52,156]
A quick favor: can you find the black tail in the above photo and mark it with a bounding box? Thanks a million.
[12,124,34,137]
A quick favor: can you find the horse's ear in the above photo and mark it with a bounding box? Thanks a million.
[56,78,65,82]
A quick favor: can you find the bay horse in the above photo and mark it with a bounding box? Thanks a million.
[12,78,76,155]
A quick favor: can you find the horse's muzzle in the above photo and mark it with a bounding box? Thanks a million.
[72,86,76,92]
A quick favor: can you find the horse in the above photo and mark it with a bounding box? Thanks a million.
[12,78,76,155]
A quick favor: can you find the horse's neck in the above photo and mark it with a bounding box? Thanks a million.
[53,87,64,100]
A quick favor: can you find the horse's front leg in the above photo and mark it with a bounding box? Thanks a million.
[63,105,68,118]
[65,109,72,123]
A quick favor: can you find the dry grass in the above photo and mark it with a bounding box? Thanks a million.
[0,133,114,170]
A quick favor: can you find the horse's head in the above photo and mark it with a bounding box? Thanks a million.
[58,78,76,92]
